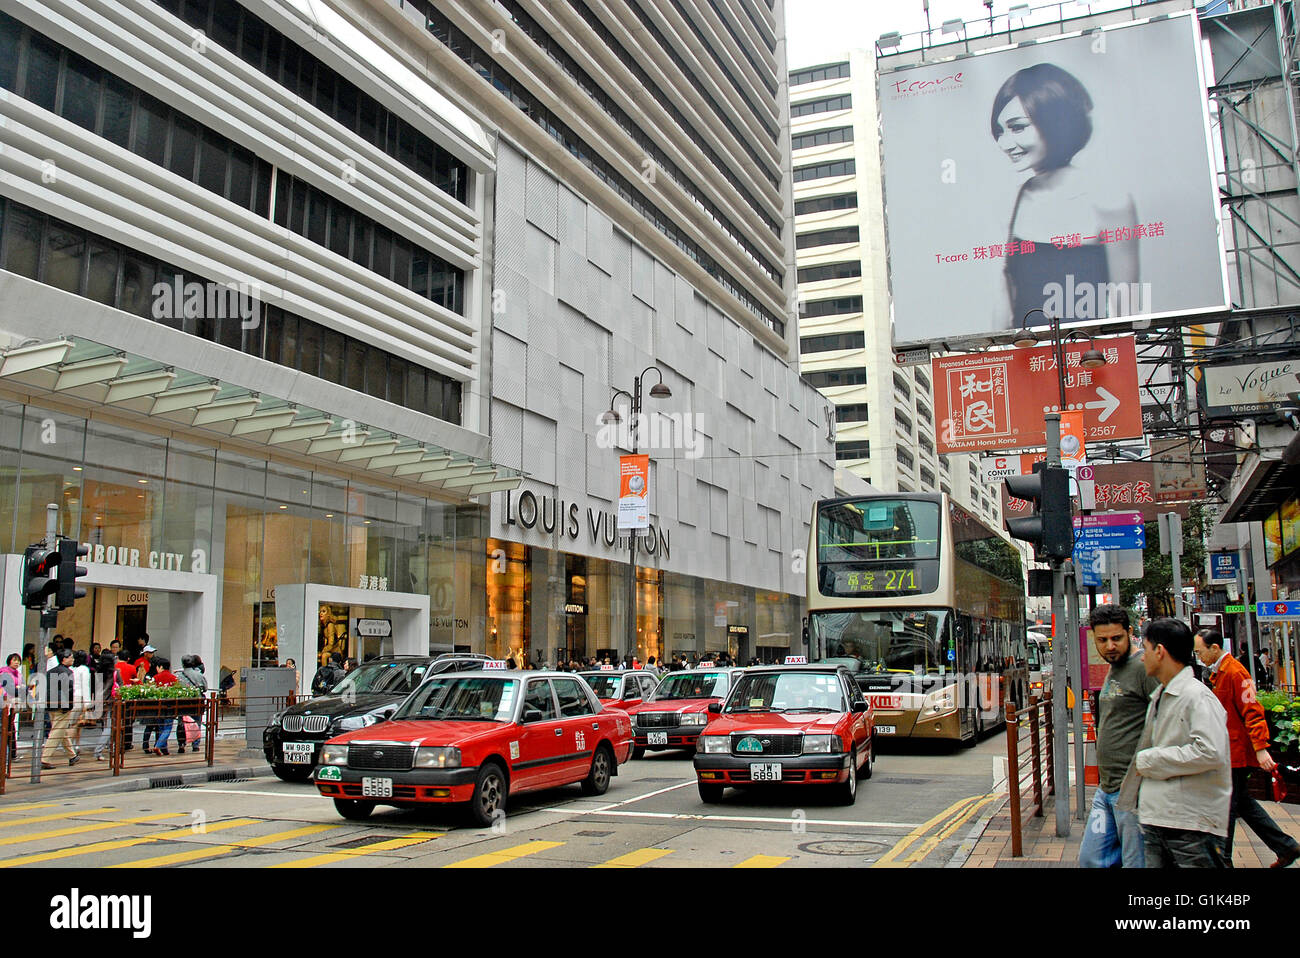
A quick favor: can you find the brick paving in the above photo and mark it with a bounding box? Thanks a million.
[958,783,1300,867]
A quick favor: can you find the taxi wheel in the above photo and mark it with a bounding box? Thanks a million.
[333,798,375,820]
[468,762,508,827]
[698,782,724,804]
[631,746,646,761]
[581,745,614,796]
[861,741,873,780]
[272,764,313,783]
[836,756,858,805]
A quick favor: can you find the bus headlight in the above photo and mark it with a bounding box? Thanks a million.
[921,686,957,717]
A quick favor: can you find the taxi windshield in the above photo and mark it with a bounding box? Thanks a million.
[651,672,727,701]
[725,671,845,714]
[581,674,621,698]
[393,677,518,722]
[329,661,428,696]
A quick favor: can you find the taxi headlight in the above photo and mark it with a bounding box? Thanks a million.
[698,735,729,754]
[922,685,957,716]
[680,713,708,727]
[320,745,349,766]
[414,746,462,769]
[802,734,841,754]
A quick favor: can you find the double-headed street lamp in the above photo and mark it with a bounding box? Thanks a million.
[600,366,672,659]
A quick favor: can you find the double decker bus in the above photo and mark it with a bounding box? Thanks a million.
[806,493,1028,746]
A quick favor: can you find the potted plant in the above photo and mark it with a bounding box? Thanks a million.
[1250,690,1300,805]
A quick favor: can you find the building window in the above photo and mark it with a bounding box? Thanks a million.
[916,402,932,425]
[895,409,913,434]
[793,159,856,183]
[804,368,866,389]
[892,370,912,399]
[914,368,931,391]
[800,331,864,354]
[970,461,980,479]
[918,434,934,456]
[920,466,936,488]
[791,126,854,151]
[800,296,863,319]
[795,227,860,250]
[153,0,467,202]
[789,62,851,86]
[0,196,462,425]
[791,93,852,117]
[940,455,951,473]
[835,402,869,423]
[897,445,915,469]
[836,440,871,461]
[794,193,858,217]
[797,260,862,284]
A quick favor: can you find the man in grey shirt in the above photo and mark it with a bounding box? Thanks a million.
[1078,604,1161,868]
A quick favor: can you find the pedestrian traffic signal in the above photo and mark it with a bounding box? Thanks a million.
[1004,464,1073,562]
[21,545,60,610]
[56,538,88,609]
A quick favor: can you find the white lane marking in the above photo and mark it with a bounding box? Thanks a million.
[187,789,318,799]
[589,780,696,811]
[523,806,920,829]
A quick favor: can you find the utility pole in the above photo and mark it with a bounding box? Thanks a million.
[1044,414,1071,838]
[1065,567,1087,821]
[1238,549,1257,684]
[29,503,58,784]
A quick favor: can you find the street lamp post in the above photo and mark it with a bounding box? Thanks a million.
[602,367,671,661]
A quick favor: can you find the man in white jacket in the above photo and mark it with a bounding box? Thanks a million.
[1119,617,1232,868]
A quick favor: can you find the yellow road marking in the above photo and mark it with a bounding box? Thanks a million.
[271,831,444,868]
[0,807,116,829]
[112,824,340,868]
[901,794,1000,865]
[0,813,185,847]
[444,840,565,868]
[594,848,674,868]
[872,794,982,868]
[734,854,790,868]
[0,818,262,867]
[0,802,59,813]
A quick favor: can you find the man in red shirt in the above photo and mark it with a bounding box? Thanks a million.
[1195,630,1300,867]
[134,643,156,684]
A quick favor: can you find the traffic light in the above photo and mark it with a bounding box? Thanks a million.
[21,545,60,610]
[56,538,88,609]
[1004,463,1073,562]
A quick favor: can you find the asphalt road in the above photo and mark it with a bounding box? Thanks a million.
[0,732,1006,868]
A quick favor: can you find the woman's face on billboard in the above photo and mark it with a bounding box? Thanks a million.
[994,97,1046,173]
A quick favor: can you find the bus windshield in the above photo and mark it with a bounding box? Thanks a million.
[818,498,941,563]
[809,609,953,674]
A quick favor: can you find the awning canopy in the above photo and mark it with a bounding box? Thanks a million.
[0,337,522,498]
[1221,431,1300,523]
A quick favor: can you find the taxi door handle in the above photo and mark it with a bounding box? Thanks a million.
[554,728,563,736]
[591,722,600,730]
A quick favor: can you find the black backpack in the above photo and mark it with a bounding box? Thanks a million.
[311,666,340,695]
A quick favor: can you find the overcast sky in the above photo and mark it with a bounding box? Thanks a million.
[785,0,1136,68]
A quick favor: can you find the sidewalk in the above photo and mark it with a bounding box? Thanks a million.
[0,737,274,802]
[955,785,1300,867]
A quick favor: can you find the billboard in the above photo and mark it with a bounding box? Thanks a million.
[1199,358,1299,417]
[617,455,649,530]
[878,13,1227,349]
[999,461,1188,527]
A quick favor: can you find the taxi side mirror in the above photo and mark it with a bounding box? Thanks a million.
[523,708,544,723]
[707,703,722,714]
[852,701,869,713]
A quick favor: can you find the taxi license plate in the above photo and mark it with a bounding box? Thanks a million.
[282,743,314,764]
[750,763,782,782]
[361,777,393,798]
[874,725,897,735]
[647,732,669,745]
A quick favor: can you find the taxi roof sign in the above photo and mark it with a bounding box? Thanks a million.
[482,660,508,670]
[698,661,715,668]
[784,655,808,665]
[600,664,615,671]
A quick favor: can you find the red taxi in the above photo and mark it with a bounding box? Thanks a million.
[623,668,742,758]
[578,669,659,711]
[692,665,873,805]
[313,670,633,825]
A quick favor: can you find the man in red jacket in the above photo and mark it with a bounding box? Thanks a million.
[1194,630,1300,867]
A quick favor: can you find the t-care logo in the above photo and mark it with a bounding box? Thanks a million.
[887,70,964,100]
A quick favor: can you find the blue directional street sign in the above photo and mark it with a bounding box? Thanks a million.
[1075,545,1103,588]
[1258,601,1300,621]
[1073,525,1146,551]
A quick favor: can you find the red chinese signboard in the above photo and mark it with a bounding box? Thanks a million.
[932,337,1142,454]
[999,461,1189,530]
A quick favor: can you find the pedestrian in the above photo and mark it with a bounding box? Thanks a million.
[1194,630,1300,868]
[0,653,21,761]
[1118,618,1232,868]
[90,642,101,658]
[344,657,358,673]
[311,653,344,695]
[20,644,36,687]
[40,649,77,768]
[177,655,208,754]
[1256,646,1274,691]
[92,653,121,761]
[115,649,140,751]
[134,641,157,683]
[645,656,660,677]
[69,650,94,757]
[1079,605,1161,868]
[148,657,179,756]
[109,639,121,657]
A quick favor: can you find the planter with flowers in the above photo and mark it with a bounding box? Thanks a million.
[1248,691,1300,805]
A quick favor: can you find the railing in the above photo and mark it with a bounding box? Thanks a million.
[0,705,10,795]
[109,695,219,776]
[1004,693,1054,859]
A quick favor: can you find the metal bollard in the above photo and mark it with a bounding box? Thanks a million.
[1028,694,1042,815]
[1006,701,1022,858]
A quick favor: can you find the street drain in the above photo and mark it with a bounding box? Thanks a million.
[149,776,186,789]
[576,830,614,837]
[798,839,890,857]
[330,835,393,849]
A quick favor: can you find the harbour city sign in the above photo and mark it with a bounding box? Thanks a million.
[500,488,670,559]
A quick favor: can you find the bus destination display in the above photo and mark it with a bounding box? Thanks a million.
[834,567,923,595]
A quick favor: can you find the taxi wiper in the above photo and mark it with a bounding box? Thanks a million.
[729,706,784,712]
[786,706,839,713]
